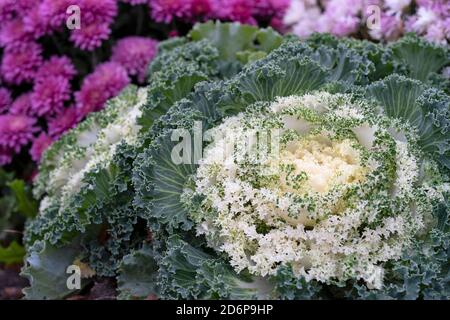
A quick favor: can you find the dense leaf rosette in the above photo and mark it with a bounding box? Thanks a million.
[22,23,450,299]
[185,92,444,288]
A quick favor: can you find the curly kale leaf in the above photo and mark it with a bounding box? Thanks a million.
[390,34,449,83]
[21,240,87,299]
[156,235,273,299]
[366,74,450,169]
[117,244,159,300]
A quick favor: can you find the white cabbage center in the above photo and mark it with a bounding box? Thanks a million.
[276,135,367,195]
[190,92,439,290]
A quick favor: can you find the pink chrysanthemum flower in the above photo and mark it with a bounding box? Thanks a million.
[111,36,158,83]
[10,93,35,117]
[23,3,54,39]
[0,87,12,114]
[0,42,43,85]
[190,0,214,19]
[31,76,71,117]
[149,0,193,23]
[331,15,360,37]
[0,18,33,50]
[70,23,111,51]
[40,0,80,29]
[35,56,77,82]
[425,21,447,44]
[254,0,289,19]
[75,62,130,119]
[370,13,403,41]
[14,0,36,13]
[30,133,54,162]
[0,146,13,166]
[121,0,149,5]
[48,107,78,138]
[78,0,118,25]
[0,0,16,22]
[215,0,257,24]
[255,0,289,31]
[0,114,39,152]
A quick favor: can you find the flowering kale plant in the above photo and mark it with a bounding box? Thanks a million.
[0,0,287,168]
[20,21,450,300]
[0,1,287,279]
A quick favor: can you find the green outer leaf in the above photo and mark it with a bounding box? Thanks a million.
[366,74,450,168]
[390,33,449,82]
[21,240,87,300]
[0,241,26,265]
[221,57,327,115]
[158,235,272,299]
[144,131,196,231]
[117,244,159,300]
[7,179,38,218]
[189,21,282,61]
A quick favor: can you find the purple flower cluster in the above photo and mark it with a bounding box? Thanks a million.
[0,1,160,165]
[148,0,289,28]
[0,114,39,165]
[75,62,130,119]
[283,0,450,44]
[111,37,159,83]
[0,0,290,166]
[405,0,450,45]
[0,87,11,114]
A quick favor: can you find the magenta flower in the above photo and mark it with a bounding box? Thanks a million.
[10,93,35,117]
[14,0,36,13]
[30,133,54,162]
[23,3,54,39]
[75,62,130,119]
[254,0,289,19]
[78,0,118,25]
[0,88,12,114]
[0,146,13,166]
[0,18,33,50]
[48,107,79,138]
[0,114,39,152]
[111,36,158,83]
[215,0,257,24]
[370,12,403,42]
[1,42,43,85]
[121,0,149,5]
[70,23,111,51]
[35,56,77,82]
[149,0,193,23]
[331,15,360,37]
[0,0,16,22]
[39,0,72,29]
[190,0,214,19]
[425,21,447,44]
[31,76,71,117]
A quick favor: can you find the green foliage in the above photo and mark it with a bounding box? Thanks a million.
[7,180,38,218]
[367,75,450,169]
[189,21,283,61]
[117,244,159,300]
[21,240,86,299]
[23,23,450,300]
[390,34,449,83]
[157,235,270,299]
[0,241,26,265]
[274,266,324,300]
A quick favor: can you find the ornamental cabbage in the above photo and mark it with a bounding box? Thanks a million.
[22,22,450,300]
